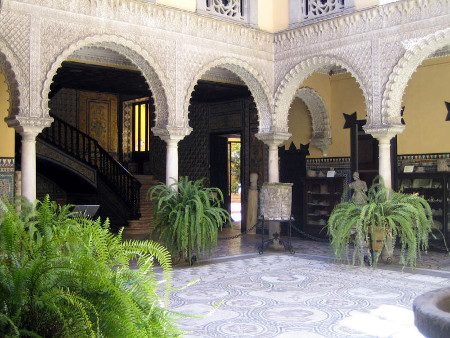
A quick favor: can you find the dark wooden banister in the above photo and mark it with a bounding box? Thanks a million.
[38,115,141,219]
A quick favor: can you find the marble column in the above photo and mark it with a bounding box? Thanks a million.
[20,130,40,202]
[165,138,181,186]
[152,126,190,188]
[256,132,291,184]
[377,135,393,189]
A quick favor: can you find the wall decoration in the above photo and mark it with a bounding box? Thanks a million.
[79,91,118,155]
[397,153,450,173]
[0,158,15,202]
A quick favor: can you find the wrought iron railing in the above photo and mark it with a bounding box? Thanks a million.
[39,115,141,219]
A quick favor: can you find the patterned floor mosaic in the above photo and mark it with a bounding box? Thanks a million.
[128,225,450,337]
[167,254,450,338]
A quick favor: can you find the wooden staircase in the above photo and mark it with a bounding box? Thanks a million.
[123,175,160,240]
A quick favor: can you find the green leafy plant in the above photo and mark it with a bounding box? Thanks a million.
[149,177,232,264]
[326,176,434,268]
[0,196,182,337]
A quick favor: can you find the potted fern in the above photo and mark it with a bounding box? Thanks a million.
[0,196,182,337]
[149,177,232,265]
[326,176,434,268]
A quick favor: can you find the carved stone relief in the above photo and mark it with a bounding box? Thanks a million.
[182,55,274,134]
[40,33,171,130]
[274,55,369,134]
[382,27,450,127]
[295,87,331,156]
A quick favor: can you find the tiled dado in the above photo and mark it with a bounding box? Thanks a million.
[0,158,15,202]
[397,153,450,173]
[306,157,352,184]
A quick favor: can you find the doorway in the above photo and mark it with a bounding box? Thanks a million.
[210,133,242,223]
[351,120,379,187]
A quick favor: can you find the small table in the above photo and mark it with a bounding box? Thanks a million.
[257,216,295,254]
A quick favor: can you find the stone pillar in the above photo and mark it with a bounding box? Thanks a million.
[5,115,53,204]
[152,126,191,187]
[165,138,181,186]
[365,125,403,189]
[256,132,291,247]
[376,135,393,189]
[256,132,291,184]
[20,130,40,202]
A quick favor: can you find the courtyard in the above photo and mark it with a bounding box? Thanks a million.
[156,228,450,337]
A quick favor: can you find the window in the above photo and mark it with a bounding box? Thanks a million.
[133,101,150,152]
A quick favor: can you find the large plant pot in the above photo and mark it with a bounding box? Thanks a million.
[413,287,450,338]
[368,227,386,252]
[260,183,293,221]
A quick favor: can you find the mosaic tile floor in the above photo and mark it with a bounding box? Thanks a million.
[155,227,450,337]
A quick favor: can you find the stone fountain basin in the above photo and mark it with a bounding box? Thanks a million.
[413,287,450,338]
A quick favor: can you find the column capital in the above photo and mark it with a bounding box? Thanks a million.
[5,115,53,135]
[256,132,291,147]
[363,123,405,143]
[152,125,192,143]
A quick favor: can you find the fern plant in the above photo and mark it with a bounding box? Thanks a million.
[150,177,232,264]
[0,196,182,337]
[326,176,434,269]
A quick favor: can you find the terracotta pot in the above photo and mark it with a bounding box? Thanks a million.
[368,227,386,252]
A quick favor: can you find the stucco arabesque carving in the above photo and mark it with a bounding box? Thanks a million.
[183,56,274,134]
[295,87,332,156]
[0,13,31,122]
[41,34,172,130]
[274,0,447,51]
[381,27,450,127]
[11,0,272,54]
[0,46,23,121]
[274,54,370,135]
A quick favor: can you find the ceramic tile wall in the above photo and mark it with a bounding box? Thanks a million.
[0,158,15,202]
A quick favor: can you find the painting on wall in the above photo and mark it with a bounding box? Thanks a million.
[0,158,14,202]
[79,91,118,155]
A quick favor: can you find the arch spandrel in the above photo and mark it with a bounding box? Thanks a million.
[0,41,27,122]
[382,27,450,127]
[41,34,171,130]
[274,56,369,135]
[183,57,273,134]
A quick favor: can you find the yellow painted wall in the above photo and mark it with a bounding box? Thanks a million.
[0,69,14,157]
[397,56,450,155]
[258,0,289,32]
[286,72,367,158]
[156,0,196,12]
[329,73,367,157]
[355,0,380,10]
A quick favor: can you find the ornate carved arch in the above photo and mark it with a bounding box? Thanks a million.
[274,56,368,134]
[295,87,331,156]
[41,34,170,129]
[382,27,450,126]
[184,57,273,133]
[0,41,26,119]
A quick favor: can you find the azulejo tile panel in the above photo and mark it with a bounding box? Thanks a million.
[0,158,15,202]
